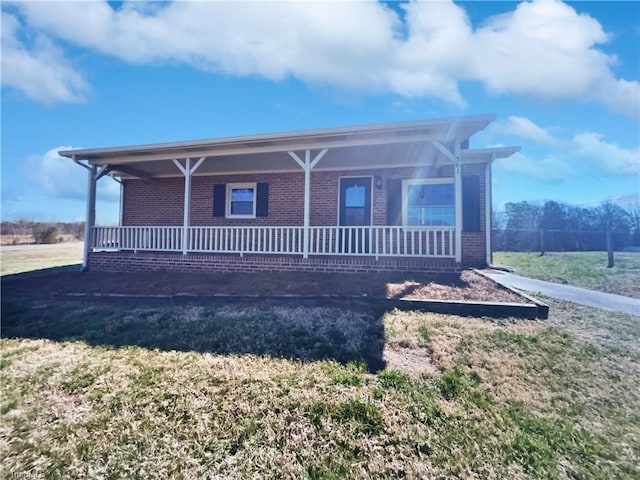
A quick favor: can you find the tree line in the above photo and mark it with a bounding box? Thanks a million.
[0,220,85,245]
[493,199,640,260]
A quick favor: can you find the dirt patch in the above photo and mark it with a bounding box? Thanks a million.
[383,346,438,377]
[2,269,525,303]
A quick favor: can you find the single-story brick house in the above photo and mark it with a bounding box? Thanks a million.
[60,114,519,274]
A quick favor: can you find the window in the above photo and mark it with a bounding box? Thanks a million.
[227,183,256,218]
[344,184,366,224]
[403,179,454,226]
[213,183,268,218]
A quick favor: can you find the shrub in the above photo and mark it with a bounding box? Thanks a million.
[33,225,59,244]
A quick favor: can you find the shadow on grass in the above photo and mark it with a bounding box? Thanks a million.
[1,263,82,280]
[1,297,388,372]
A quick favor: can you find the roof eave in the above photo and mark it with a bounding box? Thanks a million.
[58,114,497,162]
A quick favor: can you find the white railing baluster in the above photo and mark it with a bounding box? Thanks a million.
[89,225,456,258]
[287,227,290,253]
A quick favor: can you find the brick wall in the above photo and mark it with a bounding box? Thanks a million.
[119,163,489,270]
[460,163,487,266]
[89,251,458,274]
[123,165,462,228]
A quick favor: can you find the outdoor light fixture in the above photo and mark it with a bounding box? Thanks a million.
[375,176,383,189]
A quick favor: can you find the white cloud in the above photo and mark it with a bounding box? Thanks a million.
[4,0,639,118]
[492,116,559,146]
[470,1,639,118]
[23,147,120,201]
[571,131,640,176]
[490,116,640,180]
[494,151,573,182]
[1,12,88,104]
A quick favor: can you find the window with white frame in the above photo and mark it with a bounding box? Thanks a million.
[226,183,257,218]
[403,179,455,226]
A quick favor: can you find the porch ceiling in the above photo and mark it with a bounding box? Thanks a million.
[59,114,520,179]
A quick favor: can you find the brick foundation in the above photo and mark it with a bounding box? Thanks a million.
[88,251,459,274]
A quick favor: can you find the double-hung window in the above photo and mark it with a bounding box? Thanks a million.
[403,179,455,226]
[226,183,256,218]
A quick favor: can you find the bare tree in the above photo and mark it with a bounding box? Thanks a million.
[598,201,631,268]
[5,219,33,245]
[619,195,640,247]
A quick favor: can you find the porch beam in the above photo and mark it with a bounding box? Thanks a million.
[105,164,154,179]
[453,141,462,264]
[288,149,328,259]
[173,157,206,255]
[431,140,460,167]
[95,165,110,181]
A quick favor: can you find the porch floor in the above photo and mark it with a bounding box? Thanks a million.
[3,269,523,304]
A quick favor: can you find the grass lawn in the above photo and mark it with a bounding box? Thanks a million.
[1,294,638,479]
[0,243,83,276]
[493,251,640,298]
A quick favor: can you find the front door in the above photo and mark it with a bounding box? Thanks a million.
[338,177,371,253]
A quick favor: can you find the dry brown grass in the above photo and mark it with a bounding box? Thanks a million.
[1,289,638,478]
[0,243,83,276]
[494,251,640,298]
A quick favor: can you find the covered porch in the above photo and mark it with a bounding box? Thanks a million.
[60,114,519,273]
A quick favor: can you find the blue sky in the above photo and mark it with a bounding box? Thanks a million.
[2,0,639,224]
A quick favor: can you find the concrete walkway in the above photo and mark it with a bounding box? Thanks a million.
[482,269,640,316]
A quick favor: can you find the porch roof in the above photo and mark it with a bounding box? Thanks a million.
[59,114,519,178]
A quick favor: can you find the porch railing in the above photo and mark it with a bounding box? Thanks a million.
[92,225,455,258]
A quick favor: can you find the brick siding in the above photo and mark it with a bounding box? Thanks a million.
[115,163,489,273]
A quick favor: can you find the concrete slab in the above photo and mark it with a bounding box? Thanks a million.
[482,270,639,316]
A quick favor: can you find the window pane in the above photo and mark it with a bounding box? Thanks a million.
[230,187,254,215]
[231,188,254,202]
[231,201,253,215]
[408,183,454,207]
[345,185,365,207]
[407,185,426,206]
[344,207,366,226]
[425,206,455,226]
[407,207,421,225]
[427,184,453,205]
[406,183,454,226]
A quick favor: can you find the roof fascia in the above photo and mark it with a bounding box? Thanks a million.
[69,133,458,166]
[59,114,496,163]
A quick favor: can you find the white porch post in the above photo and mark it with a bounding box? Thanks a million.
[302,151,311,259]
[485,159,493,266]
[288,149,328,259]
[454,141,462,264]
[83,163,98,271]
[173,157,206,255]
[119,181,124,227]
[182,158,191,255]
